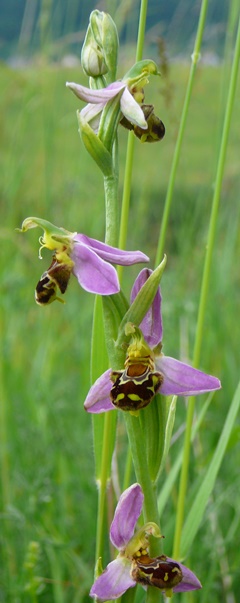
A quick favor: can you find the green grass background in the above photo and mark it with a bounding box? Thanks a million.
[0,58,239,602]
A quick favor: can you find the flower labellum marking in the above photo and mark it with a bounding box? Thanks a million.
[110,328,163,411]
[110,358,163,411]
[35,255,72,305]
[131,554,183,590]
[120,104,165,143]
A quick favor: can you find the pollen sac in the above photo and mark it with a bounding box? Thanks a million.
[110,363,163,411]
[120,104,165,142]
[131,554,183,590]
[35,255,72,305]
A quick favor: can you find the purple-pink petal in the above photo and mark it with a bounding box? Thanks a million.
[84,369,114,413]
[71,242,120,295]
[130,268,162,347]
[110,484,144,550]
[169,559,202,592]
[74,234,149,265]
[156,355,221,396]
[66,80,125,104]
[90,557,135,600]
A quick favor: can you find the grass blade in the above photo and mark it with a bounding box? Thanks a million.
[181,380,240,558]
[158,392,213,515]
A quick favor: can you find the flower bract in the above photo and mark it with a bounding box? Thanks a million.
[90,483,202,600]
[84,268,221,412]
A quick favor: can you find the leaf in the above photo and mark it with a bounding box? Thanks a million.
[91,296,115,481]
[140,395,177,482]
[158,395,177,476]
[180,380,240,558]
[157,392,214,515]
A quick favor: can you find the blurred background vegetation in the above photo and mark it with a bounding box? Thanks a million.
[0,0,229,62]
[0,1,239,602]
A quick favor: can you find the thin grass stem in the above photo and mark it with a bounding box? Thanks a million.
[124,415,161,541]
[95,412,117,561]
[0,353,16,579]
[124,414,162,603]
[118,0,149,282]
[173,14,240,560]
[155,0,210,267]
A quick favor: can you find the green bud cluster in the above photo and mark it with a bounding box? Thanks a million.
[81,10,119,83]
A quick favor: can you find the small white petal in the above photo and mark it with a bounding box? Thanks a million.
[120,88,147,128]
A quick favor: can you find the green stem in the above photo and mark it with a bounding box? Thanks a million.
[124,414,162,551]
[124,414,163,603]
[95,412,117,561]
[118,0,149,271]
[119,8,164,602]
[92,123,120,567]
[104,170,119,247]
[0,362,11,514]
[0,352,16,579]
[121,587,137,603]
[135,0,149,61]
[155,0,209,267]
[192,15,240,368]
[122,445,133,491]
[173,14,240,560]
[118,132,135,282]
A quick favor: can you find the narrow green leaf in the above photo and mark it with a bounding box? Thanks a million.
[181,380,240,558]
[140,397,163,482]
[90,297,118,563]
[45,544,65,603]
[157,395,177,477]
[91,296,109,480]
[139,395,176,482]
[158,392,214,515]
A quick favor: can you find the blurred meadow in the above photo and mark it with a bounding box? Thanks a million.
[1,2,240,602]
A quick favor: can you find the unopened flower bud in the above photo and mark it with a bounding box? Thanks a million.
[81,10,118,81]
[81,27,108,77]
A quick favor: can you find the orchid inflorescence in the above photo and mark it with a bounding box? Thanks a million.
[19,7,221,601]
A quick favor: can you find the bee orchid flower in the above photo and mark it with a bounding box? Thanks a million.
[19,218,149,304]
[66,79,148,132]
[84,268,221,412]
[90,483,202,600]
[66,59,161,134]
